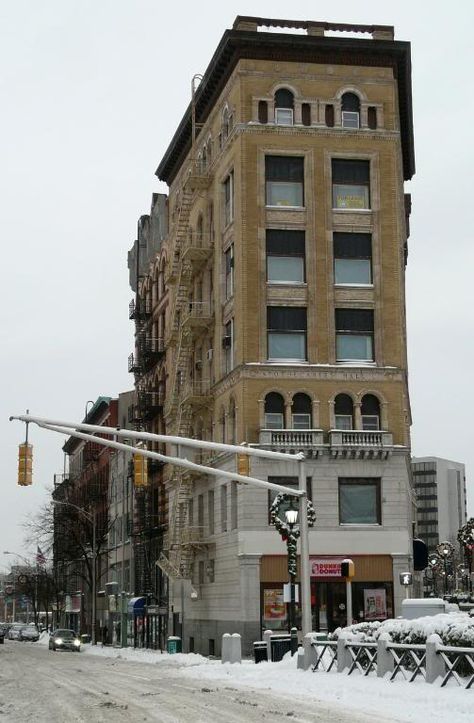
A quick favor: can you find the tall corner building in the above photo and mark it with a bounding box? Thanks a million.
[129,16,416,655]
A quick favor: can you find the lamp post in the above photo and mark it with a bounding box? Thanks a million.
[436,541,454,596]
[284,507,298,634]
[52,500,97,644]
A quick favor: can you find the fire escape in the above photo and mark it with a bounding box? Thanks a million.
[158,76,214,581]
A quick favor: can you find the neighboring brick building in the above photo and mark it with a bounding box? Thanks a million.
[129,16,416,655]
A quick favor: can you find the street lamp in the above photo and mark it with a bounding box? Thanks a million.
[52,500,97,645]
[284,506,298,636]
[436,541,455,596]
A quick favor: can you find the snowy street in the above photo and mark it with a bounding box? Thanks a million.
[1,637,472,723]
[0,639,387,723]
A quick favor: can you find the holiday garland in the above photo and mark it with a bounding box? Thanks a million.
[270,493,317,577]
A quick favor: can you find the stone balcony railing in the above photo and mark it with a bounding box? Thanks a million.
[258,429,325,456]
[329,430,393,458]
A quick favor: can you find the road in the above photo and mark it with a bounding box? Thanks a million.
[0,640,393,722]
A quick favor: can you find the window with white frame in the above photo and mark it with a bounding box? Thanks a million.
[291,392,312,429]
[223,171,234,226]
[267,306,307,361]
[334,393,354,429]
[274,88,294,126]
[341,92,360,129]
[334,232,372,285]
[264,392,285,429]
[266,156,304,207]
[332,159,370,210]
[335,308,374,362]
[266,229,305,284]
[361,394,381,430]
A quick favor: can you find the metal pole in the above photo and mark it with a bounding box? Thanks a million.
[180,579,185,652]
[346,579,352,627]
[92,509,96,645]
[298,459,312,636]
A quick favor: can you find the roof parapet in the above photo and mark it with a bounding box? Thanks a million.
[232,16,394,41]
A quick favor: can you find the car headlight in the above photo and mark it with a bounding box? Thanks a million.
[54,638,62,645]
[74,639,80,647]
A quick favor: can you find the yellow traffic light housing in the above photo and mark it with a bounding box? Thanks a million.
[18,443,33,486]
[133,453,148,487]
[341,558,355,578]
[236,454,249,477]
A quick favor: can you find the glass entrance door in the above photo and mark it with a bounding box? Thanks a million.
[312,582,347,632]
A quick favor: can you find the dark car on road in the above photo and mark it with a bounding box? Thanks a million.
[49,629,81,652]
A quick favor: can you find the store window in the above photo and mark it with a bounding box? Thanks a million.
[267,306,307,361]
[335,308,374,362]
[266,156,304,207]
[332,159,370,210]
[266,229,305,284]
[339,478,381,525]
[334,232,372,285]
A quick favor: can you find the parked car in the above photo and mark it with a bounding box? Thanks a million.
[49,629,81,652]
[19,625,39,642]
[8,624,25,640]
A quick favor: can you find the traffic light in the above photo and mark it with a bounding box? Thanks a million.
[133,453,148,487]
[17,443,33,486]
[340,559,355,578]
[236,454,249,476]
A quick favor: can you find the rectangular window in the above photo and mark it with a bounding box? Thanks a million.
[267,306,307,361]
[339,478,381,525]
[275,108,293,126]
[231,482,238,530]
[223,319,234,374]
[198,560,205,585]
[207,559,215,583]
[332,159,370,210]
[266,230,305,284]
[334,232,372,285]
[342,111,359,129]
[223,171,234,226]
[188,497,194,527]
[335,308,374,362]
[208,490,214,535]
[225,244,234,299]
[265,413,284,429]
[197,494,204,526]
[221,485,228,532]
[265,156,304,207]
[335,415,352,430]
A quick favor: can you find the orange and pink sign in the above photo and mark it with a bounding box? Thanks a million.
[310,557,345,578]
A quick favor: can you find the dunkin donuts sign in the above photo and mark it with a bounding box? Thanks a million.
[310,558,345,577]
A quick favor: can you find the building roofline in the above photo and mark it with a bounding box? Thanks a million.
[156,25,415,184]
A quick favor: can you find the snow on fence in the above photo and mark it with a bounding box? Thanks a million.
[304,633,474,688]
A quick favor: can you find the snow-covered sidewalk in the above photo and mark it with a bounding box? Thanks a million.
[83,644,472,723]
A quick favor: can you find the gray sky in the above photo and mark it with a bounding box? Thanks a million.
[1,0,473,568]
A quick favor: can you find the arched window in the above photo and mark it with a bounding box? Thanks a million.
[361,394,380,430]
[341,92,360,129]
[229,399,236,444]
[274,88,294,126]
[292,393,312,429]
[334,394,354,430]
[264,392,285,429]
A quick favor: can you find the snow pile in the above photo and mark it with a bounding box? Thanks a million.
[330,611,474,647]
[82,646,474,722]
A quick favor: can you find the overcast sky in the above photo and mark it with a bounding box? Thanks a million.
[1,0,473,568]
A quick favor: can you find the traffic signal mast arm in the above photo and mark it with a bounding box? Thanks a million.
[9,414,304,498]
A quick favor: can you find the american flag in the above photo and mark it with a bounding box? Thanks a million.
[36,546,46,565]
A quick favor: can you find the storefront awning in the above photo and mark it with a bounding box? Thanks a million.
[128,596,145,614]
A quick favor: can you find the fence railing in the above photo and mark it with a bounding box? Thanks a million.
[302,632,474,689]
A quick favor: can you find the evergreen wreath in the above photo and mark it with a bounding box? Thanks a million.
[270,493,317,577]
